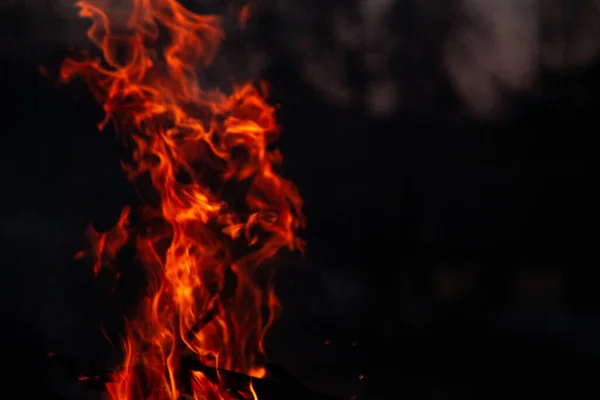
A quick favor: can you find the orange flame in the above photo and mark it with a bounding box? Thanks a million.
[60,1,304,399]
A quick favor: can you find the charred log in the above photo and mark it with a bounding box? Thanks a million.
[50,353,338,400]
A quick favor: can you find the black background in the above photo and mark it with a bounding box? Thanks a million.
[0,1,598,399]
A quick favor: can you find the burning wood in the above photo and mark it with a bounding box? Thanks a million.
[74,360,338,400]
[57,0,306,399]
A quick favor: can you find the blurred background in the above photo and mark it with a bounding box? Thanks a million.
[0,0,598,399]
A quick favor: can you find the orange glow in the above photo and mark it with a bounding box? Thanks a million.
[60,1,304,399]
[239,3,252,29]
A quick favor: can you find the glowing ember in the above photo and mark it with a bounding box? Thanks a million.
[60,1,305,399]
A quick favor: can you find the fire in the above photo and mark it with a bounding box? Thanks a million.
[60,1,304,399]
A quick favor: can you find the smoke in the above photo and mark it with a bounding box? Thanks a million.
[444,0,540,115]
[445,0,600,116]
[0,0,87,58]
[269,0,399,116]
[4,0,600,114]
[268,0,600,117]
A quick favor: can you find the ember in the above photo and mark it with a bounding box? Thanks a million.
[59,0,305,399]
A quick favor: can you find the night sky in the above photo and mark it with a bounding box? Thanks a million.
[1,1,599,399]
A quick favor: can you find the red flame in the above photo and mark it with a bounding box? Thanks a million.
[60,1,305,399]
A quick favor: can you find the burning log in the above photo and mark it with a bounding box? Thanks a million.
[75,360,338,400]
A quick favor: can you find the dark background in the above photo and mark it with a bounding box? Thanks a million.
[0,1,599,399]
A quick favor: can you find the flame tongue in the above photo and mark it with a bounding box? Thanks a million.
[61,1,304,399]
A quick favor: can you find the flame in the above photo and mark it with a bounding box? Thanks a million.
[60,1,304,399]
[249,379,258,400]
